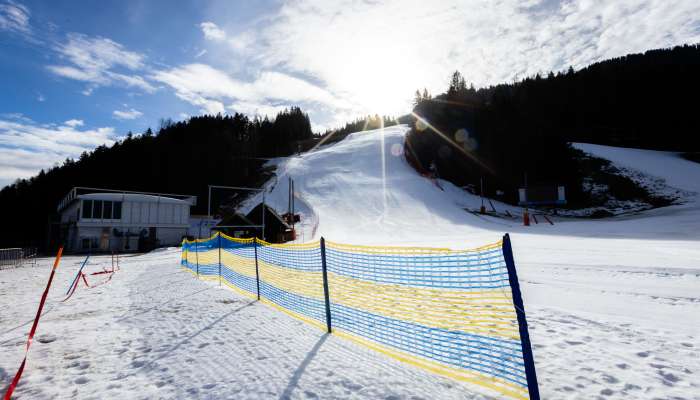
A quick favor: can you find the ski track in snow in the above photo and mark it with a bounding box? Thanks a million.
[2,126,700,399]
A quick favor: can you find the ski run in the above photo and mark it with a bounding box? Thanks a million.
[2,125,699,399]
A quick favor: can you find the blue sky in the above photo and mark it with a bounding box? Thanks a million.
[1,0,699,188]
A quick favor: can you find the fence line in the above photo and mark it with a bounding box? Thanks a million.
[181,233,539,400]
[0,247,38,270]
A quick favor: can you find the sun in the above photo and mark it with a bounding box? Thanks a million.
[319,33,424,117]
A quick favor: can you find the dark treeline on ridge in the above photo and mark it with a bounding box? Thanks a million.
[0,107,314,249]
[407,43,700,205]
[320,115,402,145]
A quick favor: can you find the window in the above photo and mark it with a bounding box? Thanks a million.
[93,200,103,219]
[82,200,93,219]
[81,199,124,220]
[104,201,113,220]
[81,237,98,249]
[113,202,122,219]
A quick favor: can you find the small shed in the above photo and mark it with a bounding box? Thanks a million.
[245,203,293,243]
[518,185,566,206]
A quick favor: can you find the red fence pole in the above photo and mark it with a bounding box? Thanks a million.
[3,246,64,400]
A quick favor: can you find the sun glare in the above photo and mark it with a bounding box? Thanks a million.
[326,33,422,117]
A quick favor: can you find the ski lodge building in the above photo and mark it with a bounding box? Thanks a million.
[56,187,196,253]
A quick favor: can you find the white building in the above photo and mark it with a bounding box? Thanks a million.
[58,189,194,252]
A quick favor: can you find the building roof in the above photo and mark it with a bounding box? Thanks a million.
[77,193,190,205]
[246,203,291,229]
[216,213,257,227]
[57,186,197,212]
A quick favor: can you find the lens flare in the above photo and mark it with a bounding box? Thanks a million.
[410,112,494,175]
[455,128,468,143]
[390,143,404,157]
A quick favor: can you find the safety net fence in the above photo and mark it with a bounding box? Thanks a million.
[181,233,539,400]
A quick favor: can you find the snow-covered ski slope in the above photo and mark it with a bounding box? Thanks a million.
[1,125,698,399]
[252,125,700,397]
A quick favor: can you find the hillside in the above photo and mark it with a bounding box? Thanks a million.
[3,125,698,399]
[0,110,314,250]
[242,125,700,397]
[407,43,700,205]
[2,44,699,250]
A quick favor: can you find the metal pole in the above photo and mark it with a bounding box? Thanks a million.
[253,239,261,300]
[480,177,484,203]
[502,233,540,400]
[262,191,266,241]
[218,232,222,286]
[480,177,486,214]
[320,237,332,333]
[288,177,292,215]
[66,255,90,295]
[208,185,212,219]
[196,221,201,279]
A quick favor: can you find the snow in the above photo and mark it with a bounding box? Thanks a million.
[1,253,489,399]
[2,126,700,399]
[573,143,700,194]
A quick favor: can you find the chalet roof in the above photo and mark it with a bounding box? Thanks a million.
[246,203,291,229]
[216,213,256,227]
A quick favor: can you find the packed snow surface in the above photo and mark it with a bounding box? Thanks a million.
[2,125,699,399]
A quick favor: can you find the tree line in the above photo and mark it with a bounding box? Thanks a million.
[406,43,700,205]
[0,107,314,250]
[3,43,698,248]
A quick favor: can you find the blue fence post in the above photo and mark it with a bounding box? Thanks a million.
[196,222,201,279]
[502,233,540,400]
[254,238,261,300]
[218,232,222,286]
[320,237,332,333]
[195,241,199,279]
[66,254,90,295]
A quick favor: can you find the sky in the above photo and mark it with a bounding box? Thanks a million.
[0,0,699,188]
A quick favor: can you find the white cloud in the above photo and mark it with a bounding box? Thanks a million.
[112,108,143,120]
[37,93,45,102]
[152,63,243,99]
[199,20,255,53]
[0,117,115,187]
[200,0,700,120]
[0,0,30,34]
[47,33,156,94]
[63,119,83,127]
[228,101,288,118]
[200,21,226,41]
[152,63,345,117]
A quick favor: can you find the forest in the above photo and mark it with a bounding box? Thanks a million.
[406,43,700,205]
[2,44,699,249]
[0,107,315,249]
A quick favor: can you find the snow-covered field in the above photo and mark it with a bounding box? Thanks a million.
[2,125,699,399]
